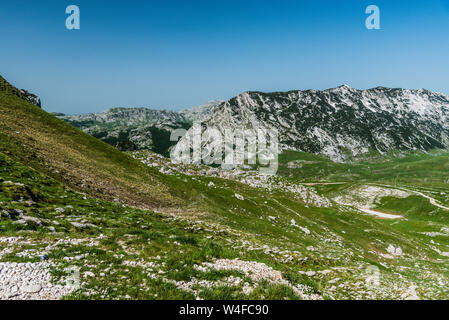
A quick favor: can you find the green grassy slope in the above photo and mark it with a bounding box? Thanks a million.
[129,150,449,299]
[0,75,39,104]
[0,152,308,299]
[0,78,178,209]
[1,76,449,299]
[3,147,449,299]
[279,149,449,190]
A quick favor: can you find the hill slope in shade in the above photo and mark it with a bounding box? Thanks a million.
[55,100,222,156]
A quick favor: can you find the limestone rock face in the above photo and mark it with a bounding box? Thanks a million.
[176,85,449,162]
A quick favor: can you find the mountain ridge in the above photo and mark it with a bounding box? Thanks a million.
[55,100,223,155]
[37,82,449,162]
[175,85,449,162]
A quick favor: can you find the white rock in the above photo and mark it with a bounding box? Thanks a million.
[22,284,42,293]
[234,194,244,201]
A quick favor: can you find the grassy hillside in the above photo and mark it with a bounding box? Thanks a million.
[2,146,449,299]
[0,79,178,209]
[128,150,449,299]
[1,76,449,299]
[0,75,39,105]
[0,152,309,299]
[278,149,449,191]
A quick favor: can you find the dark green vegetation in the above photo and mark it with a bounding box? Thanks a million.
[92,124,190,157]
[56,108,192,156]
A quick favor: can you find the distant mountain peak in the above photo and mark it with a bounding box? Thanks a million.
[336,84,353,89]
[179,100,224,123]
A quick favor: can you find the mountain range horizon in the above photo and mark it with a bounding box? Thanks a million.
[45,84,449,116]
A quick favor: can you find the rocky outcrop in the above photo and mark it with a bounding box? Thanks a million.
[0,75,41,108]
[175,85,449,162]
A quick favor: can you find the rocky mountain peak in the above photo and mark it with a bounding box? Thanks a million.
[175,86,449,162]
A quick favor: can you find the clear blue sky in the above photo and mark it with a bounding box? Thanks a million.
[1,0,448,114]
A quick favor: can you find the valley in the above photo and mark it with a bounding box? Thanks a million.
[0,76,448,300]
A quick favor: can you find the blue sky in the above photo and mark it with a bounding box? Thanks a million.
[1,0,448,114]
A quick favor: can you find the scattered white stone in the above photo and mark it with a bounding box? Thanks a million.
[159,166,173,175]
[196,259,320,300]
[202,259,283,282]
[0,262,76,300]
[234,194,244,201]
[13,216,42,226]
[386,244,403,256]
[290,219,311,234]
[22,284,42,293]
[402,285,420,300]
[299,226,310,235]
